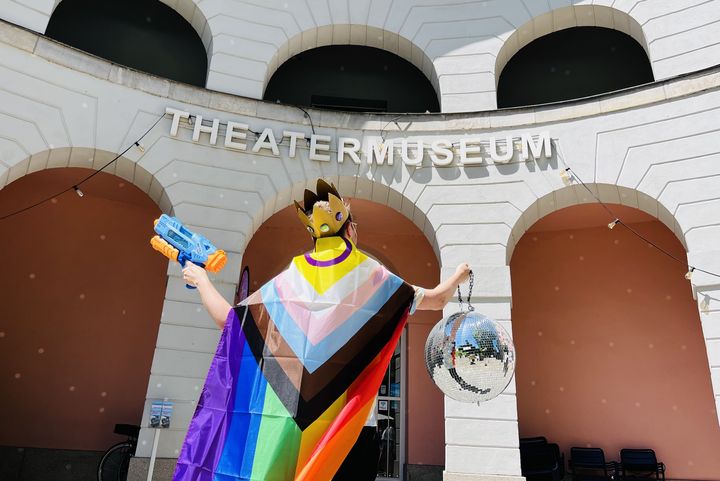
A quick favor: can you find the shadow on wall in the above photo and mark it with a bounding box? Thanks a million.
[510,204,720,480]
[0,168,167,455]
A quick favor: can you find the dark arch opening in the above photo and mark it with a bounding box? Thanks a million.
[264,45,440,113]
[46,0,207,87]
[497,27,654,108]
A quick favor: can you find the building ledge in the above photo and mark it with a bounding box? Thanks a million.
[0,17,719,132]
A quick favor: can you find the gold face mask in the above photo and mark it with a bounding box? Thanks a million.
[294,179,350,238]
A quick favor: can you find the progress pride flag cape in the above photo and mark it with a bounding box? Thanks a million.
[173,236,414,481]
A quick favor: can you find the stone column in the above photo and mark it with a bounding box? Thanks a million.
[687,248,720,424]
[438,245,522,481]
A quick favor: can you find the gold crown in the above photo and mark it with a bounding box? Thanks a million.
[294,179,350,238]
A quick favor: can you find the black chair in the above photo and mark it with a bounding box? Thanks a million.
[619,449,665,481]
[520,437,564,481]
[548,442,565,479]
[521,436,549,446]
[569,447,618,481]
[520,437,565,478]
[520,436,547,444]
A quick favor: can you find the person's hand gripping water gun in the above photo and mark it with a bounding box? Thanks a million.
[150,214,227,288]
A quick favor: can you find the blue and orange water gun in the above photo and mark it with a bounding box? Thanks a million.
[150,214,227,288]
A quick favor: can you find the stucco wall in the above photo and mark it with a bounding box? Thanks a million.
[0,18,720,480]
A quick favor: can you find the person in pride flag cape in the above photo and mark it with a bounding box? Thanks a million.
[177,179,471,481]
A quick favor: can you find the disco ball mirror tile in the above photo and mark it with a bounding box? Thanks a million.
[425,311,515,403]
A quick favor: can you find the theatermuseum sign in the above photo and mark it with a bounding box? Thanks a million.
[166,107,553,167]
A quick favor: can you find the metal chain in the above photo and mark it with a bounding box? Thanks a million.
[456,270,474,312]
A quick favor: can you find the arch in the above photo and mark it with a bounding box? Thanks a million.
[1,148,173,216]
[497,26,653,107]
[263,25,441,108]
[495,5,651,90]
[252,177,440,264]
[0,166,168,457]
[240,195,444,473]
[510,203,720,479]
[506,183,685,265]
[263,45,440,113]
[51,0,212,52]
[46,0,212,86]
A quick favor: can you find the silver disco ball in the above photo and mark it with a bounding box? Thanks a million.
[425,311,515,403]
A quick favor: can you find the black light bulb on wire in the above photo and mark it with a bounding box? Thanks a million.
[73,185,84,197]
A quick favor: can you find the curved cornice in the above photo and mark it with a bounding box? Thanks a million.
[1,18,718,133]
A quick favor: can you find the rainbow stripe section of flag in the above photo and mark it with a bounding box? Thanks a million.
[173,237,415,481]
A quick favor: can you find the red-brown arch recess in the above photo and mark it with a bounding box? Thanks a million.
[241,198,445,466]
[511,203,720,480]
[0,168,167,450]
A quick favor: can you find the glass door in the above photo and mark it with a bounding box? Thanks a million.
[376,331,405,480]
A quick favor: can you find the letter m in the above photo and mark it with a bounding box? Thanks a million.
[520,132,552,161]
[370,140,394,165]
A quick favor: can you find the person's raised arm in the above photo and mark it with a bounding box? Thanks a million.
[182,261,232,329]
[415,263,471,311]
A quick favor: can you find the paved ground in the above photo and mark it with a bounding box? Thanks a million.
[0,446,103,481]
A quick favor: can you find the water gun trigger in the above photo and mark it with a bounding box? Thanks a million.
[177,252,205,290]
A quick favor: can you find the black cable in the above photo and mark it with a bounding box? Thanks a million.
[293,106,316,136]
[572,175,618,220]
[565,166,720,279]
[292,106,316,147]
[0,112,166,222]
[5,109,718,281]
[380,114,404,141]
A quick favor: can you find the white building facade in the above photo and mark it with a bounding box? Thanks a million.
[1,1,720,480]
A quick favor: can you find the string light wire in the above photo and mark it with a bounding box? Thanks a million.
[3,111,718,281]
[380,114,406,142]
[293,106,316,136]
[558,159,720,280]
[0,106,318,221]
[0,112,166,222]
